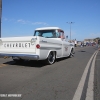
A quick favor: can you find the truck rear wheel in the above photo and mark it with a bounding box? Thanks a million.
[69,48,75,58]
[45,51,56,65]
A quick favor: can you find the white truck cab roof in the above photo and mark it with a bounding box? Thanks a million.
[35,27,62,31]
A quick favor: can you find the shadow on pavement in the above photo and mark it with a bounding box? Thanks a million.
[78,50,86,52]
[56,57,69,62]
[3,60,47,68]
[3,57,70,68]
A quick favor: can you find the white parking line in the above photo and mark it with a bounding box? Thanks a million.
[72,50,98,100]
[85,51,98,100]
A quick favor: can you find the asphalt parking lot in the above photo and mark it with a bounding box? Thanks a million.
[0,46,100,100]
[94,50,100,100]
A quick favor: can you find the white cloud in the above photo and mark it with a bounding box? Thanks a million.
[32,22,48,26]
[3,17,15,22]
[17,19,27,24]
[4,18,8,21]
[3,17,49,26]
[17,19,48,26]
[2,17,8,21]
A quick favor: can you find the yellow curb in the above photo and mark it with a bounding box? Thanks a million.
[0,64,7,67]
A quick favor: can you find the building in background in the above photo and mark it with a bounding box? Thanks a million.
[84,39,94,43]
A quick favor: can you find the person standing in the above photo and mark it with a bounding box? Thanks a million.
[96,39,98,49]
[98,39,100,50]
[74,39,77,47]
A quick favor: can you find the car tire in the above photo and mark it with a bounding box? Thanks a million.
[69,49,74,58]
[45,51,56,65]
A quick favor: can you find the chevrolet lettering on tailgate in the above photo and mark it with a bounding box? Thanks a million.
[3,43,31,48]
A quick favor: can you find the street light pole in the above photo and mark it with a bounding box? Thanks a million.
[66,22,74,42]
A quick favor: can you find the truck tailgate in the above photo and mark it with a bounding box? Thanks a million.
[0,36,37,54]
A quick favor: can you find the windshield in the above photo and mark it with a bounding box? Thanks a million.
[34,30,60,38]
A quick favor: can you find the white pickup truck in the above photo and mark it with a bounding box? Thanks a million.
[0,27,75,65]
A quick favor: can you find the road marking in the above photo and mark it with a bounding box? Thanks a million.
[72,50,98,100]
[85,51,98,100]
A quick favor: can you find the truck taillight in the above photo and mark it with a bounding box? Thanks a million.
[36,44,40,49]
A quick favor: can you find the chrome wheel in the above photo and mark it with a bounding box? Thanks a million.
[46,51,55,65]
[69,49,74,58]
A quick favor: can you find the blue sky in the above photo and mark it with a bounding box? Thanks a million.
[2,0,100,41]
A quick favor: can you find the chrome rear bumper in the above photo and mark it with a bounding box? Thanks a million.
[0,53,39,60]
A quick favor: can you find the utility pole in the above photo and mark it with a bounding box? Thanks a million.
[66,22,74,42]
[0,0,2,37]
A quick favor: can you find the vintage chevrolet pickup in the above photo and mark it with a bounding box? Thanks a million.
[0,27,75,64]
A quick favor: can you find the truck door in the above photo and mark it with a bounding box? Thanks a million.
[60,31,69,56]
